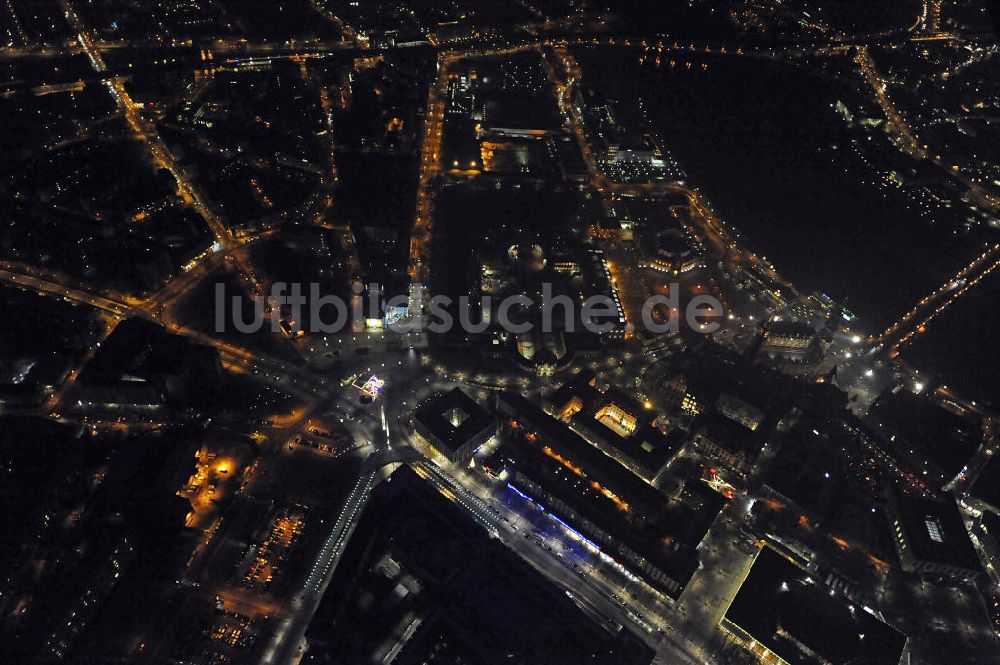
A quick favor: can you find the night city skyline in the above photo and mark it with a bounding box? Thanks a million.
[2,2,1000,665]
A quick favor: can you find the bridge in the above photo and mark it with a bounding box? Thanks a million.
[868,241,1000,354]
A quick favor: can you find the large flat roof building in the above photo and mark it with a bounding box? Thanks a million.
[414,388,496,463]
[886,486,983,582]
[305,466,655,665]
[496,391,723,599]
[868,387,983,489]
[722,546,907,665]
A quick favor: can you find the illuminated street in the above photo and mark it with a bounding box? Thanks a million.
[2,2,1000,665]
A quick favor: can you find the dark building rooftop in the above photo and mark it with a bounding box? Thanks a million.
[887,485,983,577]
[304,466,655,665]
[695,412,766,458]
[497,391,723,597]
[503,391,670,517]
[724,547,907,665]
[763,420,852,522]
[79,318,221,384]
[868,387,982,482]
[413,388,495,458]
[70,318,222,412]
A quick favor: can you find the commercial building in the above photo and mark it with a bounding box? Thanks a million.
[885,486,983,582]
[496,391,723,599]
[758,417,876,544]
[546,374,684,482]
[69,319,222,416]
[868,387,983,490]
[414,388,496,463]
[305,466,655,665]
[689,413,766,480]
[722,546,907,665]
[688,392,769,484]
[445,70,476,117]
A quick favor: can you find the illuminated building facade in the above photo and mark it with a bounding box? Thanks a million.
[496,391,722,600]
[547,376,684,483]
